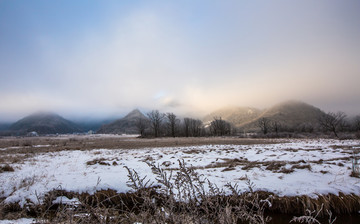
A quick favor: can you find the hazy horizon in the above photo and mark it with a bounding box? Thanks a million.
[1,1,360,122]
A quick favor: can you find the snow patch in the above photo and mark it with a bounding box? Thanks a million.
[52,196,80,206]
[0,218,36,224]
[0,139,359,206]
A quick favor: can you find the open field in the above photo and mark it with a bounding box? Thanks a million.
[0,136,360,223]
[0,135,282,153]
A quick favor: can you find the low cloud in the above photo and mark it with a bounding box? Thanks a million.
[1,1,360,121]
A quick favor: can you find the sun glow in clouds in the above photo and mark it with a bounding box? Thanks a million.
[0,1,360,121]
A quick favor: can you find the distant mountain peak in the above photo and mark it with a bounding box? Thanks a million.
[203,106,262,127]
[204,100,326,132]
[8,112,81,135]
[124,109,143,119]
[273,99,310,107]
[97,109,148,134]
[240,101,325,131]
[27,111,59,117]
[130,108,141,113]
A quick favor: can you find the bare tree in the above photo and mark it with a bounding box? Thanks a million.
[135,117,148,138]
[353,115,360,131]
[271,120,280,134]
[210,117,231,136]
[318,111,346,138]
[183,118,203,137]
[147,110,165,137]
[298,123,314,133]
[258,118,270,135]
[183,118,190,137]
[166,112,179,137]
[189,119,203,137]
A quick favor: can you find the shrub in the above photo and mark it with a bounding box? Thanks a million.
[122,160,272,224]
[0,164,14,173]
[290,204,337,224]
[351,153,360,178]
[355,131,360,139]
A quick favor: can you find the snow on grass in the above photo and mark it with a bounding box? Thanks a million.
[0,218,36,224]
[52,196,81,206]
[0,147,22,151]
[0,139,359,206]
[32,145,51,148]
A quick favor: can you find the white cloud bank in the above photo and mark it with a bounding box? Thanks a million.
[0,1,360,121]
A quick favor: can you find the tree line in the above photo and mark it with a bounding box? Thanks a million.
[138,110,360,138]
[257,112,360,138]
[136,110,233,138]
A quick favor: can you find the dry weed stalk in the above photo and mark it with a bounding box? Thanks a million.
[290,204,336,224]
[351,150,360,178]
[124,160,273,223]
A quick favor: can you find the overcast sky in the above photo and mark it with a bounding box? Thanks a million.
[1,0,360,121]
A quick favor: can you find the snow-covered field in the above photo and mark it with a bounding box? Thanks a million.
[1,138,359,208]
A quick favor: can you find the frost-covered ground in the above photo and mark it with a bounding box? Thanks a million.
[0,218,35,224]
[0,138,359,207]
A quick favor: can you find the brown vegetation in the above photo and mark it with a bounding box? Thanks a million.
[86,158,112,166]
[0,164,14,173]
[0,161,359,223]
[1,136,359,223]
[0,136,282,156]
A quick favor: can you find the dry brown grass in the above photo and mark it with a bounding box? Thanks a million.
[265,161,286,171]
[0,154,33,164]
[0,164,14,173]
[291,164,312,171]
[205,158,249,169]
[269,192,360,217]
[0,136,282,152]
[199,159,313,174]
[86,158,112,166]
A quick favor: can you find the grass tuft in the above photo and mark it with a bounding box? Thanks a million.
[0,164,14,173]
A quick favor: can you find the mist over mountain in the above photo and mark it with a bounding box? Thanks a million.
[203,107,262,127]
[0,100,353,136]
[245,101,325,130]
[7,112,82,135]
[259,100,324,122]
[97,109,148,134]
[204,100,326,132]
[0,122,11,131]
[73,118,118,133]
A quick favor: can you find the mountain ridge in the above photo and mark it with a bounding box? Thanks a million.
[7,112,82,135]
[204,100,326,132]
[0,100,332,135]
[96,109,148,134]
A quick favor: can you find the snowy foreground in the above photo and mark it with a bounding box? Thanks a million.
[1,138,360,208]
